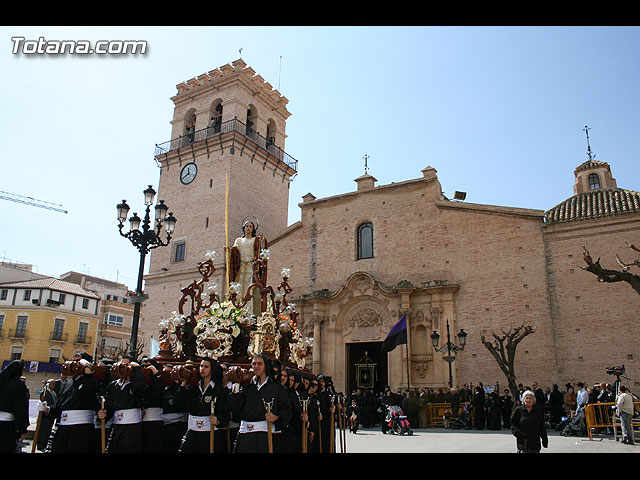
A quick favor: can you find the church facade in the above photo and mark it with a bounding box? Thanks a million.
[140,60,640,395]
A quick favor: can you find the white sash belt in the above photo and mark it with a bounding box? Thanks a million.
[112,408,142,425]
[239,420,268,434]
[142,407,164,422]
[60,410,94,425]
[188,415,212,432]
[163,412,188,425]
[0,411,15,422]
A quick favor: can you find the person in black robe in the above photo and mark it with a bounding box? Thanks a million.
[46,353,100,453]
[162,368,188,453]
[487,392,502,430]
[0,360,29,453]
[549,384,564,427]
[220,362,239,453]
[500,389,514,428]
[176,356,230,453]
[317,375,338,452]
[472,386,485,430]
[140,357,165,452]
[283,369,305,453]
[230,354,291,453]
[305,378,321,453]
[98,356,147,453]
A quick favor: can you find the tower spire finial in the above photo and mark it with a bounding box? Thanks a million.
[583,125,596,161]
[363,154,370,174]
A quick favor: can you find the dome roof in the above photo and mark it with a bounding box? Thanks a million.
[543,187,640,225]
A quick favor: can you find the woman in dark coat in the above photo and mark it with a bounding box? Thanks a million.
[0,360,29,453]
[511,390,548,453]
[487,392,502,430]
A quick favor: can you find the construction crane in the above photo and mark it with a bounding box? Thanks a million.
[0,190,68,214]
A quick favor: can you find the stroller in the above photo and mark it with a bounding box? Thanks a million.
[452,404,473,430]
[385,406,413,436]
[561,410,586,437]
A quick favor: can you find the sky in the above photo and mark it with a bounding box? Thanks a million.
[1,26,638,289]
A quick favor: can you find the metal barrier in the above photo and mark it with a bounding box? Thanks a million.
[584,402,640,440]
[424,403,458,427]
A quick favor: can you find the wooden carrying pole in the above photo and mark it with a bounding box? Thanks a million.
[100,396,106,453]
[264,398,274,453]
[317,399,323,453]
[330,397,335,453]
[210,398,217,453]
[301,398,309,453]
[31,381,47,453]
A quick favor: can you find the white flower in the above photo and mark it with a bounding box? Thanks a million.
[205,250,216,261]
[259,249,270,260]
[207,283,218,294]
[281,267,291,278]
[229,282,241,294]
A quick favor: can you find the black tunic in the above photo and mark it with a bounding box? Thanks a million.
[230,376,291,453]
[176,379,231,453]
[141,372,165,452]
[0,361,29,453]
[49,373,99,453]
[104,367,147,453]
[162,382,188,453]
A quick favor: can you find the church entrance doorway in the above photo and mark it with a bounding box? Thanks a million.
[345,341,388,395]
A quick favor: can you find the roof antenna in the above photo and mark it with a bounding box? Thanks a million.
[278,55,283,90]
[583,125,596,161]
[363,154,370,174]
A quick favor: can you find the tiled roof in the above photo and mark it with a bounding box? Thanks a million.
[0,277,100,298]
[544,188,640,225]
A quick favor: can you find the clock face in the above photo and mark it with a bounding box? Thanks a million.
[180,162,197,184]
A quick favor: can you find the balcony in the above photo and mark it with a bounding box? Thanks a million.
[75,335,92,345]
[154,118,298,173]
[9,328,27,339]
[50,331,68,342]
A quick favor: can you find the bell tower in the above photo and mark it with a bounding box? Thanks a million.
[140,59,298,351]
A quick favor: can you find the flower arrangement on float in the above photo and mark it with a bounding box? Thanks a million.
[155,239,313,370]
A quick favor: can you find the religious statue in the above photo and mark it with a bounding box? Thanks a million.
[229,218,267,315]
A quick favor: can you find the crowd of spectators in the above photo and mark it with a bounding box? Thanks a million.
[345,380,638,436]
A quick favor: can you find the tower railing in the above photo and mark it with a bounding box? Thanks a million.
[154,118,298,173]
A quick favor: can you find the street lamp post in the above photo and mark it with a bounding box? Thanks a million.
[117,185,176,359]
[430,319,467,388]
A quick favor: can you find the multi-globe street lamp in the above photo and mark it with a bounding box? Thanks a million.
[116,185,176,358]
[430,319,468,388]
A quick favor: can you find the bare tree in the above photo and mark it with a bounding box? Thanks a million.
[481,322,536,401]
[582,241,640,295]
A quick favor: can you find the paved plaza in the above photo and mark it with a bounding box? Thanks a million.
[17,423,638,455]
[336,427,639,454]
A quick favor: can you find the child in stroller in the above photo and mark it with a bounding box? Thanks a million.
[385,405,413,435]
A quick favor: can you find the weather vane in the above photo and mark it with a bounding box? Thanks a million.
[583,125,596,161]
[363,154,370,174]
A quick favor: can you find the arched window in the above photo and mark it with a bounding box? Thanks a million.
[266,119,276,153]
[588,173,600,190]
[357,222,374,260]
[209,101,223,134]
